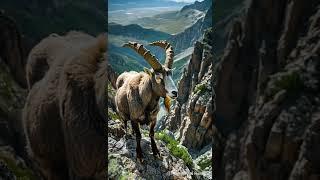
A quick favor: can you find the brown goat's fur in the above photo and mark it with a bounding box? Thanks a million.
[115,70,167,160]
[23,32,107,179]
[115,71,165,122]
[25,31,97,90]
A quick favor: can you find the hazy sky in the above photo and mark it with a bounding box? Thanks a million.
[167,0,203,2]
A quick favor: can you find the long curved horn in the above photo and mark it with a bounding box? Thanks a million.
[149,40,174,69]
[122,42,163,72]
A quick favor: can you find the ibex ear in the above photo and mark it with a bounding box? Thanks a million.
[155,72,163,84]
[144,67,153,76]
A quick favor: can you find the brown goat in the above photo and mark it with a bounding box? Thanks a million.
[23,32,107,179]
[25,31,96,90]
[115,41,178,162]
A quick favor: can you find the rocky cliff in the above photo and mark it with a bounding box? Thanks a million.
[214,0,320,179]
[213,0,245,55]
[107,115,194,179]
[160,28,215,178]
[0,13,27,88]
[165,27,214,149]
[0,13,38,179]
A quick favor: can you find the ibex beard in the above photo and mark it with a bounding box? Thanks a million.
[114,40,178,162]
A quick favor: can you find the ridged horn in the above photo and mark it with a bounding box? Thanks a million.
[122,41,163,72]
[149,40,174,68]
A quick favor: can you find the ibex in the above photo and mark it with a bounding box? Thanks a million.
[115,40,178,161]
[23,32,107,179]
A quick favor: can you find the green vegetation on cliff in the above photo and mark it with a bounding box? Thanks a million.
[155,131,193,167]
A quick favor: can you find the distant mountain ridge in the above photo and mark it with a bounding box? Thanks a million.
[108,0,189,11]
[108,23,172,74]
[181,0,212,12]
[170,4,212,53]
[108,0,212,76]
[131,8,205,34]
[108,23,171,42]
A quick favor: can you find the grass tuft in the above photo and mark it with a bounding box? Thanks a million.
[0,154,36,180]
[197,156,211,170]
[155,131,193,167]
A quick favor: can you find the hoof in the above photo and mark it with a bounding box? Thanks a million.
[151,144,160,158]
[136,150,144,163]
[137,157,144,163]
[153,152,162,160]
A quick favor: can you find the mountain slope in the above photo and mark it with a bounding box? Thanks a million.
[108,23,172,74]
[131,8,205,35]
[169,5,212,54]
[108,23,171,42]
[108,0,212,77]
[181,0,212,12]
[108,0,189,11]
[214,0,320,179]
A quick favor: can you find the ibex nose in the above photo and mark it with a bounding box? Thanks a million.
[172,91,178,97]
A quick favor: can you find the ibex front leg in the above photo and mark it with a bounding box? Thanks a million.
[131,120,143,162]
[150,120,160,158]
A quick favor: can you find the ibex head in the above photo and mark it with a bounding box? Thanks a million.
[122,41,178,100]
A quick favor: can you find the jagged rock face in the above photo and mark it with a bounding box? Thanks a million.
[0,14,27,154]
[214,0,320,179]
[107,63,118,112]
[0,59,26,151]
[212,0,245,55]
[0,13,27,88]
[0,13,35,178]
[165,28,214,151]
[106,57,118,89]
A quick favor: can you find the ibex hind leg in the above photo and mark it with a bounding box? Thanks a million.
[149,120,160,158]
[131,120,144,163]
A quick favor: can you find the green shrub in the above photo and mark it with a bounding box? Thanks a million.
[269,71,303,98]
[155,131,193,167]
[0,66,14,100]
[197,156,211,170]
[108,109,120,120]
[107,82,116,96]
[0,154,36,180]
[194,84,207,94]
[141,129,149,136]
[119,171,135,180]
[275,72,302,92]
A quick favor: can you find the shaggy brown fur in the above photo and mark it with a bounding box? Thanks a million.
[115,70,167,160]
[23,32,106,179]
[25,31,96,90]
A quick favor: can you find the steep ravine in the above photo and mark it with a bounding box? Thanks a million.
[214,0,320,179]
